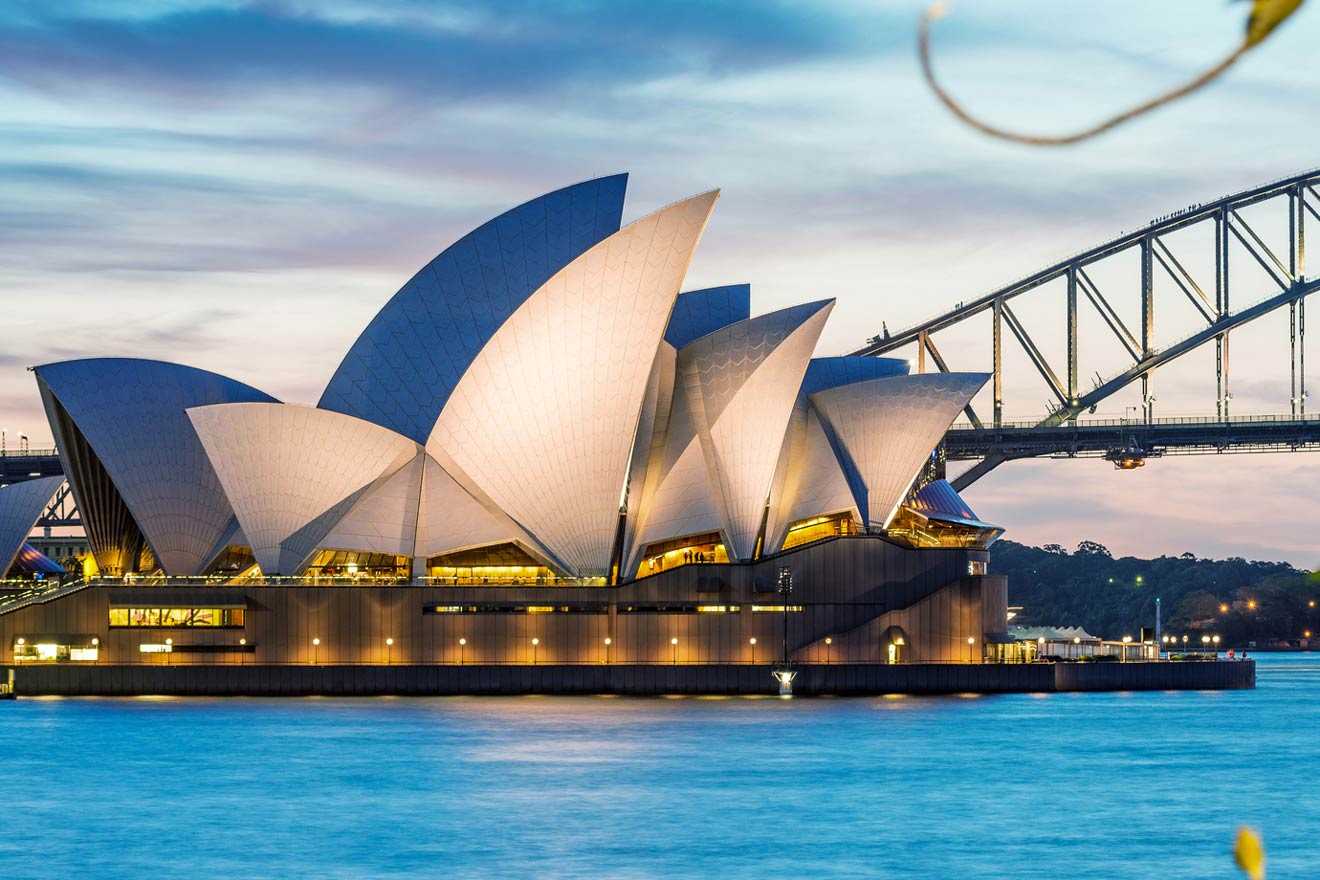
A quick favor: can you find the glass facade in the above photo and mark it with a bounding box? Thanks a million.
[109,608,245,627]
[781,513,857,551]
[635,532,729,579]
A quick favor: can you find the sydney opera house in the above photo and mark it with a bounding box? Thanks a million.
[0,174,1011,684]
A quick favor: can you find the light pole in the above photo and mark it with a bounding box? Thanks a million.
[1073,635,1081,660]
[1182,634,1189,655]
[91,637,99,664]
[749,637,757,664]
[1122,635,1132,663]
[1202,634,1211,656]
[165,637,173,666]
[312,637,320,666]
[459,637,466,665]
[825,636,833,664]
[386,637,394,665]
[967,636,976,664]
[1037,635,1046,661]
[776,567,793,667]
[531,637,539,665]
[1212,635,1221,657]
[239,637,246,666]
[603,637,612,664]
[671,637,679,665]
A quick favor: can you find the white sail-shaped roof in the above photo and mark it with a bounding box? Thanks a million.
[34,359,277,575]
[809,372,989,528]
[413,454,538,561]
[319,175,628,444]
[0,476,64,576]
[187,403,419,574]
[320,452,424,558]
[765,355,912,546]
[676,300,834,559]
[769,408,861,548]
[427,190,720,576]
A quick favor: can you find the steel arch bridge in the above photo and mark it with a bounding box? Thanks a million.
[853,168,1320,490]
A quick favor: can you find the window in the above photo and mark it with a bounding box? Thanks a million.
[423,604,607,614]
[109,608,245,627]
[13,637,98,663]
[750,605,804,613]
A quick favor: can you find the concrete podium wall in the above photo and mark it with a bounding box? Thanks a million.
[4,660,1253,697]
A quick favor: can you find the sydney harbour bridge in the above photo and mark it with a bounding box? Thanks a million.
[853,167,1320,490]
[4,168,1320,527]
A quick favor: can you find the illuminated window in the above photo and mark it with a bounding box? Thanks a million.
[781,514,856,551]
[13,636,98,663]
[750,605,804,613]
[109,608,245,627]
[968,560,987,575]
[423,604,607,614]
[634,533,729,579]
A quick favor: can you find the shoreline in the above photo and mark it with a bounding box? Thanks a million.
[2,659,1254,697]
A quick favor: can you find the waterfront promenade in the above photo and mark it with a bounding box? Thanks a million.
[4,659,1253,696]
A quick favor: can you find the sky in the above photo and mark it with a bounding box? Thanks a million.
[1,0,1318,566]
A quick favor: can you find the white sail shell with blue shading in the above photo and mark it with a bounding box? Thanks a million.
[319,175,628,445]
[427,190,720,577]
[187,403,420,575]
[809,372,989,529]
[34,359,277,576]
[0,476,65,577]
[632,300,833,564]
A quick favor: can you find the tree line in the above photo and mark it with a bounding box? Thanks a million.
[994,539,1320,648]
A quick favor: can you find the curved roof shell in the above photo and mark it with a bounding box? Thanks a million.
[427,190,720,577]
[664,284,752,350]
[809,372,989,528]
[319,174,628,444]
[0,476,64,576]
[634,299,834,562]
[187,403,419,575]
[35,359,276,576]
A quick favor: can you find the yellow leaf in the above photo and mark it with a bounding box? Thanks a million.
[1234,826,1266,880]
[1245,0,1305,47]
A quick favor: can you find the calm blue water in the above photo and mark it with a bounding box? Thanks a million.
[1,655,1315,879]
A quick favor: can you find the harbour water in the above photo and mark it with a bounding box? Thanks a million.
[2,654,1315,879]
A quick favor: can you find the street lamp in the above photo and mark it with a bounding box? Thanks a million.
[1074,635,1082,660]
[967,635,976,663]
[531,637,539,665]
[1212,635,1221,656]
[1201,634,1211,655]
[312,637,320,665]
[239,637,247,666]
[459,637,467,665]
[671,636,679,665]
[603,637,612,664]
[166,637,173,666]
[1122,634,1132,663]
[1037,635,1046,661]
[386,637,394,665]
[1182,634,1189,653]
[749,637,757,664]
[824,636,833,664]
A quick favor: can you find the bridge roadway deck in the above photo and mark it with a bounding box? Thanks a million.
[944,414,1320,461]
[0,450,62,483]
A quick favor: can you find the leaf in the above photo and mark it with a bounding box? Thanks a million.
[1246,0,1305,47]
[1234,826,1266,880]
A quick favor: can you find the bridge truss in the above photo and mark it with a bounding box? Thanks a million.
[854,168,1320,489]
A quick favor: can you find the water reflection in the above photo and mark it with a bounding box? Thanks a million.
[0,655,1313,879]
